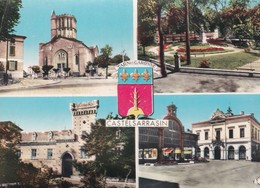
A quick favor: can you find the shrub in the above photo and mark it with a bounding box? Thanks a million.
[0,62,5,72]
[199,60,210,68]
[31,65,41,74]
[180,54,186,62]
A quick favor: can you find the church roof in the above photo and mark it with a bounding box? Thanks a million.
[40,35,97,51]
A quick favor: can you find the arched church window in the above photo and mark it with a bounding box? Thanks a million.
[58,52,65,60]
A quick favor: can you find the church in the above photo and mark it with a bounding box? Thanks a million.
[39,11,98,76]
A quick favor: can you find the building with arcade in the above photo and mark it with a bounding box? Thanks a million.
[192,107,260,161]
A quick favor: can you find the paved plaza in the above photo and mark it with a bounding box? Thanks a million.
[139,160,260,188]
[1,71,260,96]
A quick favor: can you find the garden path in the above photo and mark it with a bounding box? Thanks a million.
[239,58,260,72]
[147,45,244,58]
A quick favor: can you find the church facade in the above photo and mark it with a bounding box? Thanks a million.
[18,100,99,177]
[192,107,260,161]
[39,11,98,76]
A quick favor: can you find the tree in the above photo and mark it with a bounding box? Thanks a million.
[95,45,113,79]
[220,2,260,47]
[0,121,21,146]
[31,65,41,78]
[0,0,22,40]
[42,65,53,79]
[17,162,56,188]
[111,54,130,64]
[138,0,157,56]
[0,62,5,72]
[0,146,20,183]
[75,118,135,187]
[138,0,170,77]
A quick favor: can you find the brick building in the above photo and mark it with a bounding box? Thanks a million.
[0,35,26,79]
[39,11,98,76]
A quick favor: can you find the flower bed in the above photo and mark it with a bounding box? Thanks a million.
[163,44,170,50]
[207,38,226,46]
[176,47,224,53]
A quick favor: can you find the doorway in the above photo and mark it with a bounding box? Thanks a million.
[62,153,73,177]
[214,146,221,160]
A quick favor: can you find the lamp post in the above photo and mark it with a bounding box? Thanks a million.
[185,0,191,65]
[122,50,126,62]
[4,38,9,85]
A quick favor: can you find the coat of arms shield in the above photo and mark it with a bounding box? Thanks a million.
[117,67,153,118]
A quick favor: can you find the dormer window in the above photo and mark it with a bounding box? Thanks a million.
[32,132,37,141]
[48,131,53,141]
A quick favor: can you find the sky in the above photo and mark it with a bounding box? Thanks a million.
[1,94,260,132]
[13,0,134,68]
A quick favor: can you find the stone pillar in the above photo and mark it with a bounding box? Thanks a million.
[209,148,214,159]
[174,52,180,72]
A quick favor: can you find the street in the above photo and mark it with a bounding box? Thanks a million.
[1,71,260,96]
[139,160,260,188]
[154,72,260,93]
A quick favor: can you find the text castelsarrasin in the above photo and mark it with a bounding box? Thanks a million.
[106,120,169,127]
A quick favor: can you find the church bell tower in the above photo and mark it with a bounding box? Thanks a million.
[51,10,77,39]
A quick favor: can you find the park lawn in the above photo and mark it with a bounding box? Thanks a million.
[183,52,260,69]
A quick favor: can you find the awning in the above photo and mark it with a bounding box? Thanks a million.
[164,148,173,153]
[184,150,192,154]
[175,148,181,154]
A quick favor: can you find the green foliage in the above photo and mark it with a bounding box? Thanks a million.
[189,52,260,69]
[63,67,71,73]
[111,54,130,64]
[0,0,22,40]
[138,0,158,55]
[0,122,57,187]
[42,65,53,73]
[0,146,20,183]
[94,45,113,80]
[100,44,113,58]
[76,118,135,186]
[0,62,5,72]
[31,65,41,74]
[0,121,21,145]
[53,68,59,73]
[17,162,55,188]
[75,161,106,188]
[94,55,112,68]
[42,65,54,78]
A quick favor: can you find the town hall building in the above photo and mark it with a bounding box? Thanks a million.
[192,107,260,161]
[39,11,98,76]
